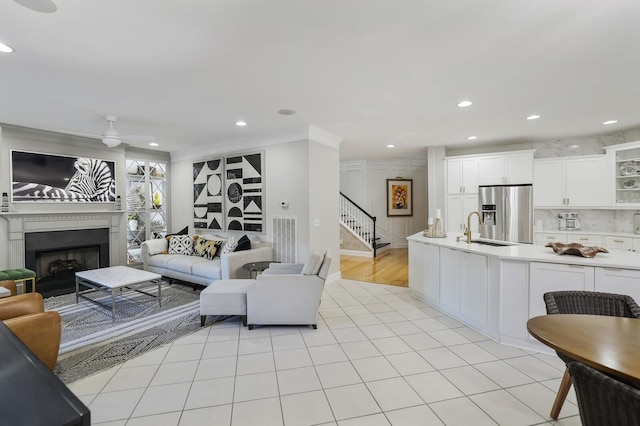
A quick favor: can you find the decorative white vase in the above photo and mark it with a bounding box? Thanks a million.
[128,219,138,231]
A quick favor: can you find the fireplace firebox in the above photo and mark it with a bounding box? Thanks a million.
[25,228,110,297]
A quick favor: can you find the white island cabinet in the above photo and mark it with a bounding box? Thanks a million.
[529,262,595,319]
[440,247,490,331]
[407,232,640,353]
[594,267,640,303]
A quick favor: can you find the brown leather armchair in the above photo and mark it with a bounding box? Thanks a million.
[0,292,61,371]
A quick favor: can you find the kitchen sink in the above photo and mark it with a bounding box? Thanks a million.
[470,239,512,247]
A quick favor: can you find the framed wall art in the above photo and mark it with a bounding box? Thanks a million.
[193,159,224,230]
[386,178,413,217]
[225,152,264,232]
[11,150,116,203]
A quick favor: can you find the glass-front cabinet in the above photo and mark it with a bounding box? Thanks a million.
[607,141,640,206]
[125,159,169,265]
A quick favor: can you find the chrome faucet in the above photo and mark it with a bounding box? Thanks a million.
[464,211,483,243]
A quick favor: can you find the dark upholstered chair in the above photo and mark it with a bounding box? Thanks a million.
[568,362,640,426]
[543,291,640,419]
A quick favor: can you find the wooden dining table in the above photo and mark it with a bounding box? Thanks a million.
[527,314,640,383]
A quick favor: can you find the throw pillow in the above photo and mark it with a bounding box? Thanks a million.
[212,240,225,257]
[235,235,251,252]
[145,238,168,255]
[301,250,326,275]
[168,235,194,255]
[193,238,219,260]
[221,236,238,255]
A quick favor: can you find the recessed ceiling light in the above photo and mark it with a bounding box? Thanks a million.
[235,121,247,126]
[386,144,395,148]
[278,109,296,116]
[457,100,472,108]
[467,136,478,140]
[603,120,618,125]
[570,144,580,149]
[149,142,159,147]
[0,42,14,53]
[527,115,541,120]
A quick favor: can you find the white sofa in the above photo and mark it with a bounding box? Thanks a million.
[141,238,274,286]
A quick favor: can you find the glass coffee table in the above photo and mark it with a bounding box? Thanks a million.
[75,266,162,321]
[242,261,277,279]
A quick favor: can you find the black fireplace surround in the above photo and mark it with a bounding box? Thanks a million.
[25,228,110,297]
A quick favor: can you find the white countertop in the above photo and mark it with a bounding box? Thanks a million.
[407,232,640,270]
[534,229,640,238]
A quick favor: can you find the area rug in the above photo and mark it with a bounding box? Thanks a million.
[45,283,205,384]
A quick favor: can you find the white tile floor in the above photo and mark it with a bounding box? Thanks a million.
[67,279,583,425]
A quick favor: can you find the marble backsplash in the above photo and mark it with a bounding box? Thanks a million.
[532,128,640,158]
[535,209,640,234]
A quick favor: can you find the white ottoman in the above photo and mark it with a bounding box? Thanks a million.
[200,279,255,326]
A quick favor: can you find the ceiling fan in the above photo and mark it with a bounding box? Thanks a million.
[60,115,157,148]
[14,0,57,13]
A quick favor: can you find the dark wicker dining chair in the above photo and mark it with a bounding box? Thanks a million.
[543,291,640,420]
[568,362,640,426]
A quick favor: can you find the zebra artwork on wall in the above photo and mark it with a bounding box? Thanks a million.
[11,150,116,202]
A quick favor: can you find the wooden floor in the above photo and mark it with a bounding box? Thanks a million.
[340,248,408,287]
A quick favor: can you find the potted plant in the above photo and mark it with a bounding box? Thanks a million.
[128,213,140,231]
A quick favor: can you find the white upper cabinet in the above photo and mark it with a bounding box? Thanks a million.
[447,157,479,194]
[533,155,609,207]
[478,151,534,185]
[446,193,479,233]
[533,159,564,207]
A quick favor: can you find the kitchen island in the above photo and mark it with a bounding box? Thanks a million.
[407,232,640,352]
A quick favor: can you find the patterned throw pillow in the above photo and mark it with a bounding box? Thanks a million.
[212,240,225,257]
[193,238,219,260]
[168,235,194,255]
[221,236,238,255]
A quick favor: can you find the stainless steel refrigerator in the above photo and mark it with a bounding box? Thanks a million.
[478,184,533,244]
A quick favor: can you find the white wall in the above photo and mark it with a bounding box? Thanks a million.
[309,140,340,265]
[265,140,311,260]
[427,146,446,221]
[340,158,427,248]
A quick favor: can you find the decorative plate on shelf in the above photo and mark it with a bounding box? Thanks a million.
[545,242,609,258]
[619,161,639,176]
[623,180,638,189]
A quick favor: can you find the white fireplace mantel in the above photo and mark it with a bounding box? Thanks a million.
[0,211,125,269]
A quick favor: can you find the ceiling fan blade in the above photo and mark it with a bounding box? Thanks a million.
[14,0,57,13]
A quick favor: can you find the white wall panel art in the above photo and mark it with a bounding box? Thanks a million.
[193,159,224,230]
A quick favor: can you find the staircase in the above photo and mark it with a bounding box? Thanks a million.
[339,192,390,257]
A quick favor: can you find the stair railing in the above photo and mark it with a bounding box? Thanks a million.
[339,192,378,257]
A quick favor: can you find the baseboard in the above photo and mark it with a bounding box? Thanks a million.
[339,249,374,258]
[327,270,341,283]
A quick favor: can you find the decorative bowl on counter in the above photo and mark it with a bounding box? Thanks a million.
[545,242,609,258]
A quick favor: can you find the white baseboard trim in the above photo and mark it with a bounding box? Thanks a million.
[327,271,342,283]
[339,249,374,258]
